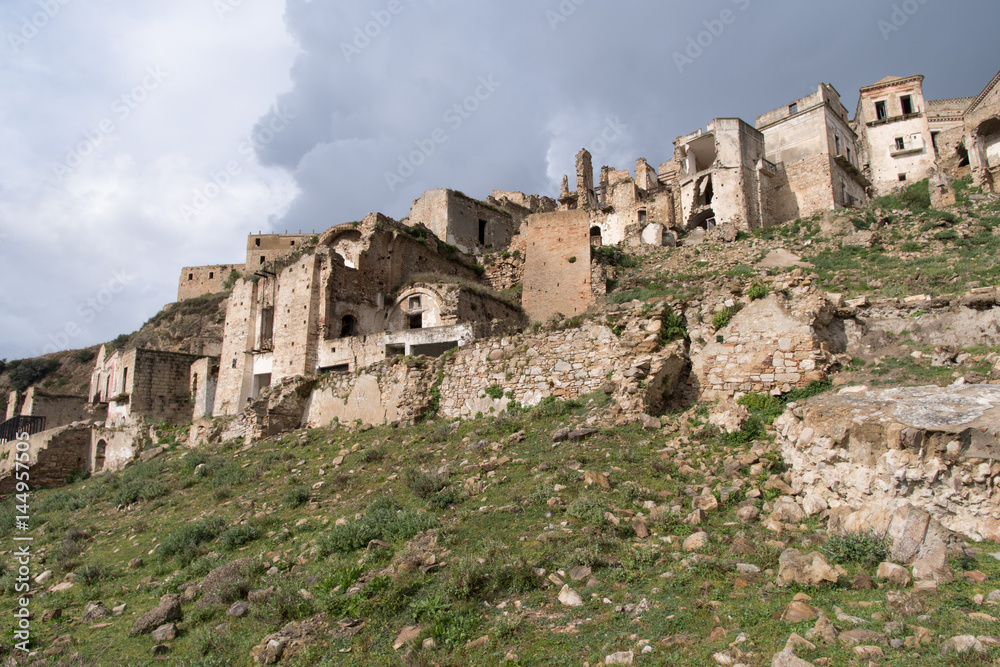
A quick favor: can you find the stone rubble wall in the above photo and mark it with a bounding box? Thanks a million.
[775,384,1000,544]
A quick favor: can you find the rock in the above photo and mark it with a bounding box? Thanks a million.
[843,230,879,248]
[885,591,926,619]
[852,574,875,590]
[838,629,887,646]
[200,558,257,606]
[780,601,818,623]
[632,516,649,539]
[130,595,182,636]
[151,623,177,642]
[466,635,489,649]
[876,562,911,588]
[801,495,827,517]
[552,428,570,443]
[769,498,806,524]
[584,471,611,490]
[776,549,841,586]
[736,563,761,575]
[736,505,760,524]
[41,609,62,622]
[82,602,110,623]
[605,650,634,665]
[393,625,421,651]
[683,532,710,552]
[805,614,838,645]
[569,429,598,441]
[252,637,288,664]
[820,211,855,237]
[686,509,707,526]
[151,645,170,656]
[770,647,814,667]
[853,646,884,659]
[639,414,661,430]
[128,557,144,569]
[113,604,127,616]
[693,491,719,512]
[941,635,986,656]
[35,570,53,585]
[558,585,584,607]
[228,601,251,618]
[569,565,592,582]
[709,400,749,434]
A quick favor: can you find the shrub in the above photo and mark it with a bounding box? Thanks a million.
[76,563,112,586]
[406,471,448,499]
[284,487,311,509]
[4,358,61,391]
[223,269,242,289]
[713,308,735,330]
[157,517,229,565]
[900,241,923,252]
[317,496,435,555]
[660,308,687,343]
[484,385,504,400]
[220,525,260,551]
[823,531,889,567]
[568,256,577,264]
[361,447,385,463]
[442,548,539,602]
[113,477,168,507]
[73,349,97,364]
[567,497,611,525]
[747,282,768,301]
[934,229,958,241]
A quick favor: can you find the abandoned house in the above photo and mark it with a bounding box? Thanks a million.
[212,213,526,417]
[755,83,870,221]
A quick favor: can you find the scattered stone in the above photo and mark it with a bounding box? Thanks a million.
[558,585,584,607]
[584,471,611,490]
[41,609,62,622]
[769,646,814,667]
[151,623,178,642]
[852,574,875,590]
[780,601,818,623]
[82,602,110,623]
[151,644,170,657]
[838,629,887,646]
[228,601,251,618]
[876,562,911,588]
[130,595,183,636]
[35,570,53,585]
[393,626,421,651]
[853,646,884,659]
[552,428,570,443]
[941,635,986,656]
[569,565,592,582]
[683,532,710,552]
[776,549,841,586]
[736,505,760,524]
[605,650,634,665]
[886,591,926,618]
[805,614,838,645]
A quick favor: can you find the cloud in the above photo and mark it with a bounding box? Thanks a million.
[1,0,999,360]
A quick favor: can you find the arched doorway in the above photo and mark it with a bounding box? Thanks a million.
[590,226,603,247]
[94,440,107,472]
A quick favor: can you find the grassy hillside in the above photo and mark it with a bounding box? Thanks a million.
[2,395,998,666]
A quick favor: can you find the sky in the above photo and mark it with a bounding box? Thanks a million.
[0,0,998,361]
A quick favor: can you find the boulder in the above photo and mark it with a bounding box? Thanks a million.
[776,549,842,586]
[130,595,182,636]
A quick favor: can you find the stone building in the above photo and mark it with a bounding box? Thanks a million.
[177,263,245,301]
[4,387,103,431]
[212,213,526,417]
[89,346,207,427]
[854,76,937,195]
[755,84,869,222]
[669,118,773,233]
[963,70,1000,192]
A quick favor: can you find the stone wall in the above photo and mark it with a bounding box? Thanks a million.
[692,290,836,400]
[406,189,517,254]
[775,384,1000,543]
[91,426,140,473]
[0,426,90,493]
[178,264,244,301]
[246,233,312,269]
[20,388,101,430]
[522,210,593,323]
[128,349,201,425]
[190,357,219,420]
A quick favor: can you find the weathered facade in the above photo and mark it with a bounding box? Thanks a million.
[6,387,103,431]
[213,214,526,417]
[670,118,772,232]
[756,84,869,222]
[406,189,517,254]
[522,210,595,323]
[89,346,206,426]
[177,263,245,301]
[246,232,314,268]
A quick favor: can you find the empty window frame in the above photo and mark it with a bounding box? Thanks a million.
[409,313,423,330]
[900,95,914,115]
[478,219,487,245]
[898,173,907,181]
[875,100,888,120]
[895,137,906,151]
[408,295,421,311]
[788,103,798,115]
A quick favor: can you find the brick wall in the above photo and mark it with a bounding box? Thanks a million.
[522,210,593,323]
[128,349,200,425]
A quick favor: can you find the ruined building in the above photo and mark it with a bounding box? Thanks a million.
[212,213,526,416]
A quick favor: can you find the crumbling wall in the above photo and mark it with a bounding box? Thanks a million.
[692,290,836,400]
[246,233,312,269]
[178,264,243,301]
[522,210,593,323]
[19,388,98,430]
[407,189,517,253]
[190,357,219,420]
[90,426,140,473]
[0,426,90,493]
[129,349,200,425]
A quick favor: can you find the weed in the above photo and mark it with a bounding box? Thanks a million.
[823,531,889,567]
